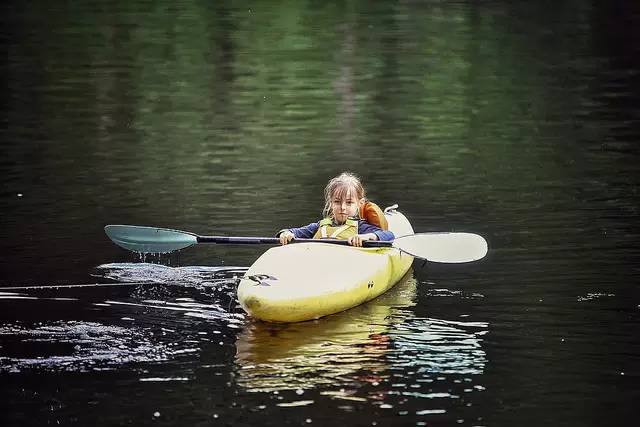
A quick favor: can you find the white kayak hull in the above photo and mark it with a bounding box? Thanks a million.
[237,209,414,323]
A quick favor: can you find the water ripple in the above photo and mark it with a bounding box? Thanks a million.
[94,262,247,289]
[0,321,181,373]
[389,317,488,375]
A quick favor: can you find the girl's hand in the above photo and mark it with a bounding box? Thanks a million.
[348,233,377,247]
[279,230,295,245]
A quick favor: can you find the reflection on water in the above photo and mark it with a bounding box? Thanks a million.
[235,271,488,398]
[390,317,488,375]
[1,0,639,424]
[234,272,417,393]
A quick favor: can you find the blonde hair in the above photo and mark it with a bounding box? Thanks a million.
[322,172,366,218]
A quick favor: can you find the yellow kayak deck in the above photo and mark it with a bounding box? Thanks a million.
[237,209,414,323]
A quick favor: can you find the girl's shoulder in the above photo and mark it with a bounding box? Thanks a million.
[358,219,382,231]
[359,201,389,230]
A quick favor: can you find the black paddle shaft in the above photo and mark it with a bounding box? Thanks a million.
[196,236,393,247]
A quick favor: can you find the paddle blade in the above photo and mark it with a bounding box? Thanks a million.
[104,225,198,254]
[395,232,488,263]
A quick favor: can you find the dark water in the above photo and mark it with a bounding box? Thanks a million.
[2,1,640,425]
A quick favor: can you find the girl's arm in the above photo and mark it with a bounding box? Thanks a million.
[276,222,319,239]
[357,221,395,242]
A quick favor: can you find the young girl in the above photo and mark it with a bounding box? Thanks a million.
[277,172,395,247]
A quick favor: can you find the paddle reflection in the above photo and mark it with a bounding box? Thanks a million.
[234,272,418,393]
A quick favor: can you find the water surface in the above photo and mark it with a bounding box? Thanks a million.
[2,1,639,426]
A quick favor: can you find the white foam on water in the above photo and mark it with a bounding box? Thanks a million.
[139,377,190,382]
[577,292,616,302]
[93,263,247,289]
[276,400,315,407]
[416,409,446,415]
[0,321,191,372]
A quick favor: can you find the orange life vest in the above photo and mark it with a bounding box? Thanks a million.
[359,201,388,230]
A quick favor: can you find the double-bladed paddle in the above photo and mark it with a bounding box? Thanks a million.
[104,225,488,263]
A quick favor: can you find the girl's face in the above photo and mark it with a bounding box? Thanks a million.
[331,188,362,224]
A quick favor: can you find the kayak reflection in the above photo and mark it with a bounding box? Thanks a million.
[234,271,418,393]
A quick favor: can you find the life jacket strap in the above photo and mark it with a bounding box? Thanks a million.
[330,224,349,238]
[314,217,358,240]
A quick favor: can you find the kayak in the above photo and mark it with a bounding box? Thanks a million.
[237,208,414,323]
[234,274,418,391]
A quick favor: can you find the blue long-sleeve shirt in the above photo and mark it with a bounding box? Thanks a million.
[279,220,395,241]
